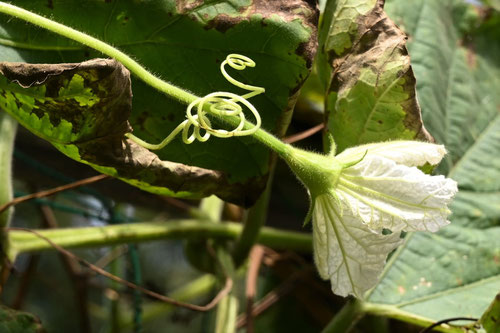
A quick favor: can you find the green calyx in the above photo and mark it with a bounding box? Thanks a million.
[283,146,343,197]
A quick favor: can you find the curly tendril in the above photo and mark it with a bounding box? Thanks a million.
[125,54,265,150]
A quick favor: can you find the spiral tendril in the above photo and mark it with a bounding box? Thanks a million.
[126,54,265,150]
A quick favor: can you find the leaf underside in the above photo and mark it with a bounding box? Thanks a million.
[0,0,319,206]
[0,58,266,204]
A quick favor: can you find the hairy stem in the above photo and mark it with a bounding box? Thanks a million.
[0,2,291,157]
[0,2,194,106]
[8,220,312,259]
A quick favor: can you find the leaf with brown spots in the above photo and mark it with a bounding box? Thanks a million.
[1,59,260,205]
[319,0,432,153]
[0,0,320,206]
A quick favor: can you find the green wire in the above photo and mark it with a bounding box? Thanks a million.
[129,244,143,333]
[109,210,143,333]
[14,150,112,207]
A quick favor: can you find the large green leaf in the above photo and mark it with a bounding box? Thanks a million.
[366,0,500,325]
[0,58,266,205]
[320,0,431,153]
[0,1,318,206]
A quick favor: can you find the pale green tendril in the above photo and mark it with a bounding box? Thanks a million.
[125,54,265,150]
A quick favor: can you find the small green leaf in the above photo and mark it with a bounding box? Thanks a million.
[0,305,45,333]
[321,0,431,153]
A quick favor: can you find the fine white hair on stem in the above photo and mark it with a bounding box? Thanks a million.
[126,54,265,150]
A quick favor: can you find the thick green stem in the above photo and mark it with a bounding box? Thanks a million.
[0,112,17,228]
[199,195,225,223]
[215,292,239,333]
[0,111,17,280]
[214,245,238,333]
[232,162,275,267]
[7,220,312,259]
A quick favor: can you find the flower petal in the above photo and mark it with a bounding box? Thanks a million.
[313,194,403,298]
[336,141,447,167]
[337,155,458,232]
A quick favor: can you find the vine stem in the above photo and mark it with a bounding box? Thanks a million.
[361,303,465,333]
[7,220,312,259]
[0,112,17,290]
[0,2,291,157]
[0,2,193,106]
[0,112,17,228]
[232,159,275,267]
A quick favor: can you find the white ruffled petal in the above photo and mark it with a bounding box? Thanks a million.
[337,155,458,232]
[336,141,446,167]
[313,194,403,298]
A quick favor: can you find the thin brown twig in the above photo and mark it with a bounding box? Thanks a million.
[39,205,83,274]
[0,174,109,214]
[6,227,232,312]
[93,245,128,269]
[237,270,305,329]
[283,123,325,144]
[245,245,265,333]
[160,196,194,211]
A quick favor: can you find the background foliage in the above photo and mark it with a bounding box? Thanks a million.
[0,0,499,332]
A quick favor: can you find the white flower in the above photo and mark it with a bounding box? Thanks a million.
[284,141,458,298]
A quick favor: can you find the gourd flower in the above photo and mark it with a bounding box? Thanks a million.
[120,52,458,298]
[281,140,458,298]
